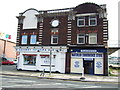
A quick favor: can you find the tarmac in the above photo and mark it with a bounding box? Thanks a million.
[0,69,119,83]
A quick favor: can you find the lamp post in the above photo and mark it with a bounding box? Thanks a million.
[49,47,52,76]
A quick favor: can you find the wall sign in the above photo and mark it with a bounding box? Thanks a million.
[71,49,107,53]
[96,62,102,68]
[74,61,80,68]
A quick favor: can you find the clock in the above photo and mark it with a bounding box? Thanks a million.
[51,20,59,27]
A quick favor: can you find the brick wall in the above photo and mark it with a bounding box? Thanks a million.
[0,39,16,59]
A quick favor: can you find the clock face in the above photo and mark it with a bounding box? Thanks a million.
[51,20,59,27]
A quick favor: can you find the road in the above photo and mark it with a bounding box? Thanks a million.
[0,65,119,89]
[1,74,119,88]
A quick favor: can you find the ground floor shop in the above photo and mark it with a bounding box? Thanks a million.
[16,46,67,73]
[66,47,108,76]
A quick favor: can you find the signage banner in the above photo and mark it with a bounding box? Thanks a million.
[71,49,107,53]
[71,58,83,73]
[94,58,103,74]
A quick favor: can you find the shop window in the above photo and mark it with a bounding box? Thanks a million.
[21,35,27,44]
[89,16,97,26]
[23,54,36,65]
[77,34,85,44]
[77,17,85,27]
[51,35,58,44]
[89,33,97,44]
[30,35,37,44]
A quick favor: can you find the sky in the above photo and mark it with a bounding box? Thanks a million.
[0,0,119,56]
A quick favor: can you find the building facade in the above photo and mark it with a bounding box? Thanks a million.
[15,2,109,75]
[0,39,16,60]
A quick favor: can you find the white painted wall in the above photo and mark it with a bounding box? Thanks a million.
[23,9,39,29]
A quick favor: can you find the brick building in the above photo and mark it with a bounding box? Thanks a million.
[0,39,16,60]
[15,2,108,75]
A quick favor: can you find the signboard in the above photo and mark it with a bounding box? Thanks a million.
[16,48,67,52]
[71,49,107,53]
[71,58,83,73]
[94,58,103,74]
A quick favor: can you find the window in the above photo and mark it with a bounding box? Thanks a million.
[89,33,97,44]
[51,35,58,44]
[30,35,37,44]
[89,16,97,26]
[77,34,85,44]
[23,54,36,65]
[21,35,27,44]
[77,17,85,27]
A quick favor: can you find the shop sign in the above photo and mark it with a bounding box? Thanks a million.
[72,53,103,58]
[71,49,107,53]
[16,48,67,52]
[84,58,93,61]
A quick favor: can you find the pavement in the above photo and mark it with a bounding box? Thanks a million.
[0,69,119,83]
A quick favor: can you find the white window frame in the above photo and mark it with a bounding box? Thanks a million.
[77,34,85,44]
[89,16,97,26]
[89,33,97,44]
[51,35,58,44]
[77,17,85,27]
[21,35,27,44]
[30,35,37,44]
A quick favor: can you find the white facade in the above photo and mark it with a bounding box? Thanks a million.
[16,46,67,73]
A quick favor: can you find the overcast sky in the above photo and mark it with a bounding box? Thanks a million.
[0,0,119,44]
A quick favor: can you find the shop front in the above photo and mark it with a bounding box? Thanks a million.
[70,48,107,75]
[15,46,67,73]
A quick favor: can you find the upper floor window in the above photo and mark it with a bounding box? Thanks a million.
[21,35,27,44]
[51,35,58,44]
[77,17,85,27]
[89,33,97,44]
[89,16,97,26]
[30,35,37,44]
[77,34,85,44]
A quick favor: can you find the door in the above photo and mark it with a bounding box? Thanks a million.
[84,60,94,75]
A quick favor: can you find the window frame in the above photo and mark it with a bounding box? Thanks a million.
[30,35,37,44]
[89,16,97,26]
[77,34,85,44]
[51,35,58,44]
[77,17,85,27]
[89,33,97,44]
[21,35,28,44]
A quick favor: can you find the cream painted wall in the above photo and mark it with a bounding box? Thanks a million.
[23,10,39,29]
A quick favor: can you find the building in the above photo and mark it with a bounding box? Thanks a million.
[15,2,109,75]
[0,39,16,60]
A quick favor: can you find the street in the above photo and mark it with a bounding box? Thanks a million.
[0,65,119,89]
[1,74,118,88]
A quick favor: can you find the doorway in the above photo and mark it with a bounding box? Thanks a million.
[83,59,94,75]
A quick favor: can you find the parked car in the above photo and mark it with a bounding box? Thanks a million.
[2,57,15,65]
